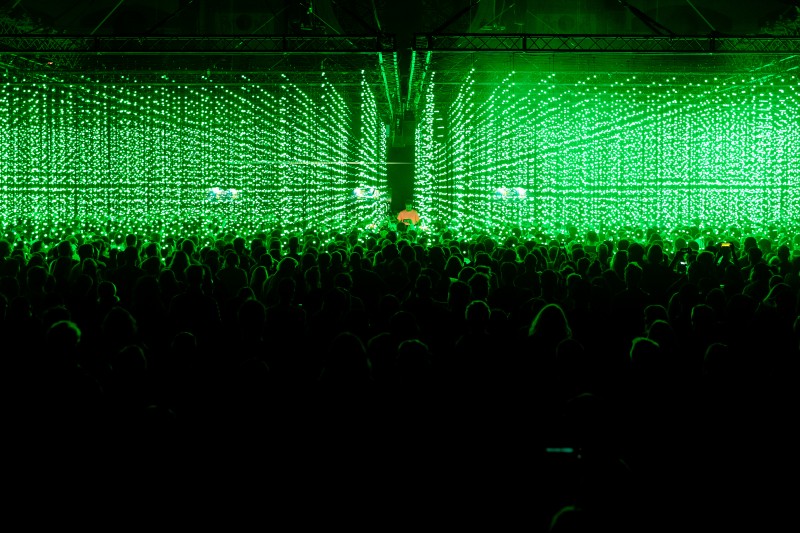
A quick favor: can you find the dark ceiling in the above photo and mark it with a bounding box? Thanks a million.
[2,1,798,39]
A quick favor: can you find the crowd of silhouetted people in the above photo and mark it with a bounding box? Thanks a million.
[3,220,799,530]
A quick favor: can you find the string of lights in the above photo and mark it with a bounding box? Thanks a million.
[0,71,387,241]
[415,69,800,236]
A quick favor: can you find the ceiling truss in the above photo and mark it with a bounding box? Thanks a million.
[413,33,800,54]
[2,32,800,124]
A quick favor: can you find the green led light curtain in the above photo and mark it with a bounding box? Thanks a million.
[416,71,800,235]
[0,73,386,240]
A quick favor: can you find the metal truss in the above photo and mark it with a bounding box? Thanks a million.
[414,34,800,54]
[0,16,83,69]
[0,34,395,55]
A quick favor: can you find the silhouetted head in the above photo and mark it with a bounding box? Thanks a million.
[762,282,793,315]
[643,304,669,330]
[186,264,205,287]
[464,299,491,326]
[703,342,732,378]
[77,243,96,261]
[0,239,12,260]
[529,303,572,347]
[758,238,772,256]
[141,255,161,277]
[56,240,74,258]
[180,238,196,257]
[628,242,644,263]
[45,320,82,355]
[624,262,643,288]
[629,336,662,373]
[646,319,676,355]
[647,244,663,265]
[26,266,48,290]
[170,331,197,355]
[388,339,430,389]
[111,344,147,374]
[276,256,298,275]
[549,505,592,533]
[468,272,491,301]
[389,310,420,341]
[102,306,138,347]
[97,280,119,303]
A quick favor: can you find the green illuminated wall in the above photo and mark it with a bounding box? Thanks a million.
[0,73,387,240]
[416,71,800,235]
